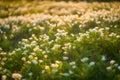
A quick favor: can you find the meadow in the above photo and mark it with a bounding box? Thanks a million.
[0,1,120,80]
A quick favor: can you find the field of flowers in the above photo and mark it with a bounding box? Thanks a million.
[0,1,120,80]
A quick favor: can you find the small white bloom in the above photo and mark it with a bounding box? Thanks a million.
[63,56,69,60]
[88,62,95,67]
[39,60,43,63]
[45,65,50,70]
[81,57,89,62]
[51,63,59,68]
[44,55,48,58]
[106,66,112,71]
[28,72,33,76]
[110,60,115,65]
[21,57,26,61]
[22,78,27,80]
[101,55,106,61]
[55,60,61,64]
[27,61,31,64]
[12,73,22,79]
[118,66,120,70]
[69,70,74,74]
[72,65,77,69]
[32,60,38,65]
[69,61,75,66]
[41,70,45,74]
[62,73,70,77]
[114,63,119,67]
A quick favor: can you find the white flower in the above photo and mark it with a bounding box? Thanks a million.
[28,55,33,59]
[116,35,120,38]
[69,61,75,66]
[39,60,43,63]
[69,70,74,74]
[63,56,69,60]
[106,66,112,71]
[27,61,31,64]
[81,57,89,62]
[88,62,95,67]
[118,66,120,70]
[55,60,61,64]
[72,65,76,69]
[52,44,61,50]
[101,55,106,61]
[114,63,119,67]
[110,60,115,65]
[45,65,50,70]
[33,46,39,51]
[12,73,22,79]
[62,73,70,77]
[21,57,26,61]
[32,60,38,64]
[44,55,48,58]
[51,63,59,68]
[41,70,45,74]
[22,78,27,80]
[28,72,33,76]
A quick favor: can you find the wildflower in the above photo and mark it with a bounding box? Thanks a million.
[32,60,38,65]
[31,52,36,55]
[63,51,67,55]
[33,46,39,51]
[72,65,76,69]
[116,35,120,38]
[22,78,27,80]
[88,62,95,67]
[62,73,70,77]
[51,63,59,68]
[28,55,33,59]
[101,55,106,61]
[3,69,7,73]
[44,55,48,58]
[12,73,22,80]
[21,57,26,61]
[69,61,75,66]
[41,70,45,74]
[45,65,50,70]
[81,57,89,62]
[28,72,33,76]
[118,66,120,70]
[69,70,74,74]
[63,56,69,60]
[52,44,61,50]
[110,60,115,65]
[114,63,119,67]
[55,60,61,64]
[2,75,7,80]
[34,57,38,60]
[72,46,76,49]
[27,61,31,64]
[39,60,43,63]
[106,66,112,71]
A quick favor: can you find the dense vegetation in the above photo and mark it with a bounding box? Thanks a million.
[0,1,120,80]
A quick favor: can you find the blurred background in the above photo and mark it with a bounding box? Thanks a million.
[1,0,120,2]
